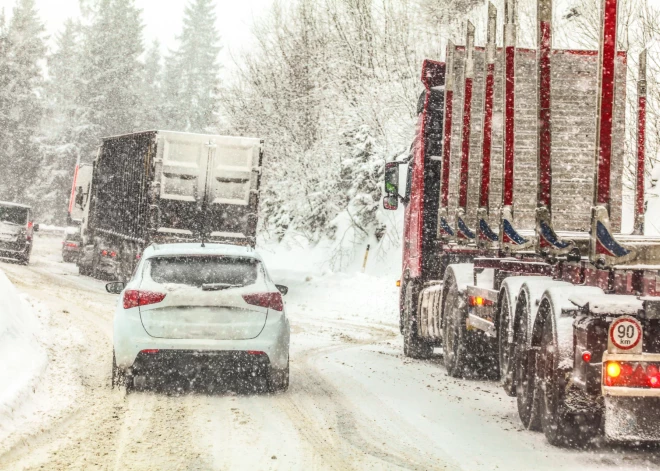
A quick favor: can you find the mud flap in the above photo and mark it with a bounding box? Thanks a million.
[604,396,660,442]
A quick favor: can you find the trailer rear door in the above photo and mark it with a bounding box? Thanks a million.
[156,132,263,245]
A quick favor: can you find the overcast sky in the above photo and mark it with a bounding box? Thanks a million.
[0,0,273,73]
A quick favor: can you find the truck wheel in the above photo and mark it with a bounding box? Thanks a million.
[538,303,598,447]
[402,283,433,359]
[499,292,516,396]
[442,275,473,378]
[514,299,541,431]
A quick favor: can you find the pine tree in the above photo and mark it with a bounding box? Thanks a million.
[35,19,83,223]
[76,0,145,158]
[141,39,163,130]
[163,0,221,133]
[0,0,47,202]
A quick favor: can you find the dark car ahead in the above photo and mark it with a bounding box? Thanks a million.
[62,227,83,263]
[0,202,38,265]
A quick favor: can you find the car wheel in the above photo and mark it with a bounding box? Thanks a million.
[268,360,289,393]
[112,351,123,389]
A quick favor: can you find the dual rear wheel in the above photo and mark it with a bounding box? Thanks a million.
[510,298,600,446]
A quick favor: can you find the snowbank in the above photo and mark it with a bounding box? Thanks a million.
[0,269,48,425]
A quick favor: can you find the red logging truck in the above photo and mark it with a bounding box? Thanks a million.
[383,0,660,446]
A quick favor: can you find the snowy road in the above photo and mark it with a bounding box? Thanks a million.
[1,235,660,470]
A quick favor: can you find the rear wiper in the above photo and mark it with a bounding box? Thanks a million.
[201,283,242,291]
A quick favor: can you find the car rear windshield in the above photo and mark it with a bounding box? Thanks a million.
[149,256,260,287]
[0,206,28,225]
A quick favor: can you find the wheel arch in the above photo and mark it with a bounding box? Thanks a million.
[440,263,474,330]
[532,285,605,368]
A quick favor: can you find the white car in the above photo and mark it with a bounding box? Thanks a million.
[107,243,290,393]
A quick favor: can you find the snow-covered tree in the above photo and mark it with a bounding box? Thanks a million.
[163,0,221,133]
[140,39,164,130]
[0,0,47,203]
[75,0,145,158]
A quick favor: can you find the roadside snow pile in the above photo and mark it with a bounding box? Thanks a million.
[260,241,401,329]
[0,269,48,425]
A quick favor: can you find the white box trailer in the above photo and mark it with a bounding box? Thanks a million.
[78,130,264,279]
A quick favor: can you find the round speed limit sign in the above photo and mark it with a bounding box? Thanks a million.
[609,316,642,351]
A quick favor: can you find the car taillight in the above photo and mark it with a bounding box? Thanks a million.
[101,250,108,256]
[64,242,79,248]
[242,292,283,311]
[123,290,166,309]
[110,251,117,258]
[469,296,494,307]
[604,361,660,388]
[26,221,33,241]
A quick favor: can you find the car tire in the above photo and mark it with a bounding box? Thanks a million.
[268,360,289,393]
[112,351,123,389]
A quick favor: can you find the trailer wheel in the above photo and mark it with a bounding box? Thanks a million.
[402,283,433,359]
[537,301,598,447]
[498,291,516,396]
[514,297,541,431]
[442,273,476,378]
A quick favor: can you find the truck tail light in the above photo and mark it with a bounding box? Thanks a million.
[469,296,493,307]
[123,290,166,309]
[242,292,283,311]
[101,249,108,256]
[604,361,660,388]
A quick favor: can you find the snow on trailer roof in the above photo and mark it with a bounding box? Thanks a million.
[143,243,261,260]
[0,201,31,209]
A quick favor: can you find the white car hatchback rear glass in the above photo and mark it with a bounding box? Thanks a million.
[149,256,261,288]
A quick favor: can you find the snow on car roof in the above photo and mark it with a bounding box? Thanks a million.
[143,243,261,260]
[0,201,31,209]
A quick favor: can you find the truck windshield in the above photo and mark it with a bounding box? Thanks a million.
[0,206,28,225]
[148,256,261,287]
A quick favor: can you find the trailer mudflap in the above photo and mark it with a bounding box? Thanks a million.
[602,352,660,441]
[604,396,660,442]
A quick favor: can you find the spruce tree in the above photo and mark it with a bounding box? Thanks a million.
[76,0,145,158]
[163,0,221,133]
[0,0,47,202]
[141,39,163,130]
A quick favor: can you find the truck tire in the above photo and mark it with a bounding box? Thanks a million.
[537,300,598,447]
[402,283,433,359]
[442,273,475,378]
[514,297,541,431]
[498,291,516,396]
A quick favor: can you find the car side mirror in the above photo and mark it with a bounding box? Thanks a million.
[276,284,288,296]
[106,281,125,294]
[33,223,40,232]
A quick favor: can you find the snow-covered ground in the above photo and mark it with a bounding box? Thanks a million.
[0,234,659,470]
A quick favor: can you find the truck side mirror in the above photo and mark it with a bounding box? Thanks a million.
[33,223,40,232]
[383,195,398,210]
[384,162,399,195]
[383,162,400,211]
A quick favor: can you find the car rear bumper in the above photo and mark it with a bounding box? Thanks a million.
[0,243,30,260]
[131,349,271,377]
[114,309,290,371]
